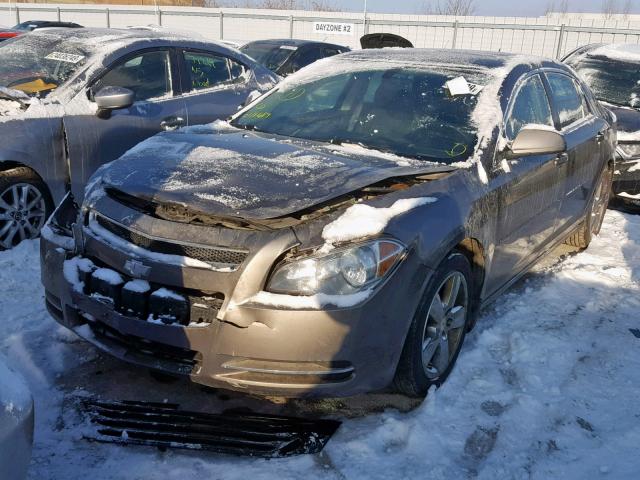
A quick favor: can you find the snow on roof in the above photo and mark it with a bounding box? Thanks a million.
[588,43,640,63]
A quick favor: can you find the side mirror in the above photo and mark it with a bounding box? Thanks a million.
[94,86,134,118]
[508,126,566,157]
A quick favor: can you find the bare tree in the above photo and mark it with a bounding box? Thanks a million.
[419,0,475,16]
[601,0,619,18]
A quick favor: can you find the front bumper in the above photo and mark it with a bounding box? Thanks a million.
[612,156,640,207]
[41,221,427,398]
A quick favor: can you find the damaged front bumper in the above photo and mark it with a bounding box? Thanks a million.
[612,156,640,207]
[41,199,427,397]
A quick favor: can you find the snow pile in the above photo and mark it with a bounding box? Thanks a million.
[0,354,32,417]
[0,98,23,116]
[322,197,437,245]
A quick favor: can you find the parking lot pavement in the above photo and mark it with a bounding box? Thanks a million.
[1,210,639,479]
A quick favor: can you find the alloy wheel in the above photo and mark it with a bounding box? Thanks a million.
[421,271,469,380]
[0,183,47,249]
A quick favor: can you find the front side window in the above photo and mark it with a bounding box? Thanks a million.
[546,72,588,129]
[184,52,245,91]
[95,50,171,102]
[232,65,488,163]
[506,74,554,139]
[240,43,296,72]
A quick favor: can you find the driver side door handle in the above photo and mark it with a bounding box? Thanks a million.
[160,116,185,131]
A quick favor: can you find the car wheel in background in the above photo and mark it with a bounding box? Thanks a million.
[565,164,613,250]
[0,167,52,250]
[393,252,473,397]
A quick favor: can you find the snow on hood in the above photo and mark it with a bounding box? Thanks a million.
[322,197,437,245]
[588,43,640,63]
[93,121,450,220]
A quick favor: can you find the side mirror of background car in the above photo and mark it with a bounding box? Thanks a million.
[94,86,135,119]
[507,125,566,158]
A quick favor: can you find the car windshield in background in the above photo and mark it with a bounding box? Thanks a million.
[232,66,482,163]
[568,55,640,108]
[241,43,296,72]
[0,35,90,97]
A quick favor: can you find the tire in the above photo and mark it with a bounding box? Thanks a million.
[393,252,474,397]
[565,163,613,250]
[0,167,53,250]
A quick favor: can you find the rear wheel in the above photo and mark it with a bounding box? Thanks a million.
[393,252,473,397]
[565,164,613,249]
[0,167,52,250]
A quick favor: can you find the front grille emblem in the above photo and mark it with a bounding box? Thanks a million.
[124,259,151,279]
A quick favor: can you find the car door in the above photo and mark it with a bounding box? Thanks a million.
[64,48,187,201]
[179,49,256,126]
[543,71,608,233]
[486,72,565,292]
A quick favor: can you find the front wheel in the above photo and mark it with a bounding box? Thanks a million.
[393,252,474,397]
[0,167,52,250]
[565,163,613,250]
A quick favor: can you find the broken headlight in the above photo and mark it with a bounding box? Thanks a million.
[267,239,406,296]
[618,143,640,159]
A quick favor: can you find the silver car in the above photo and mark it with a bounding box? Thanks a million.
[0,28,278,250]
[0,355,34,480]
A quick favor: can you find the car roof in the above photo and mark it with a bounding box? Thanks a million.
[244,38,347,49]
[577,43,640,64]
[339,47,549,71]
[29,27,195,45]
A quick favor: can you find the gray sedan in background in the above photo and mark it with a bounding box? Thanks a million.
[0,28,278,249]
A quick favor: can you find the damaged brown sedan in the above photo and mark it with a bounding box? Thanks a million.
[41,49,615,397]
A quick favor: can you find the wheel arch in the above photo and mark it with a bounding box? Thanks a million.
[0,160,52,198]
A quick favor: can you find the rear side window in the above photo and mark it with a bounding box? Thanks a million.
[291,47,324,71]
[323,47,343,58]
[506,74,554,139]
[546,72,589,129]
[96,50,171,102]
[184,52,247,92]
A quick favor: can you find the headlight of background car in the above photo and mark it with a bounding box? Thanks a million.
[617,143,640,159]
[267,239,406,296]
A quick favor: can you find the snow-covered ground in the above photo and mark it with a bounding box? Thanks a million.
[1,210,639,479]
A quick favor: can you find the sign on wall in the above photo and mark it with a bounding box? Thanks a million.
[312,21,355,36]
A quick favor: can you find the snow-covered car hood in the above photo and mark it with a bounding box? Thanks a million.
[0,98,24,117]
[96,122,453,221]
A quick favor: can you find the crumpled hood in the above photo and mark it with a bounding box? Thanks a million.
[98,122,450,220]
